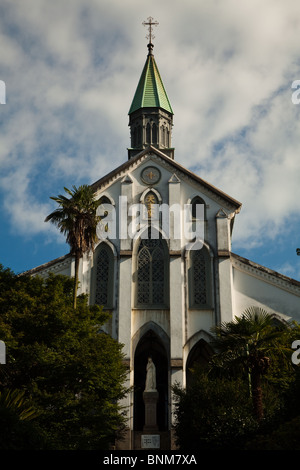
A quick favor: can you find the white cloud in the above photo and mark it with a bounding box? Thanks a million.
[0,0,300,274]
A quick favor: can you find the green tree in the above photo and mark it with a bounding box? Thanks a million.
[45,185,102,309]
[0,265,128,449]
[211,307,292,421]
[173,369,257,450]
[0,389,43,450]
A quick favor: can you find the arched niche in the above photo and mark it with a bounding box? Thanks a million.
[185,338,214,388]
[133,323,169,431]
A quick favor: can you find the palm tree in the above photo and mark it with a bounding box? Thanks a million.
[0,389,40,421]
[45,185,102,309]
[211,307,291,421]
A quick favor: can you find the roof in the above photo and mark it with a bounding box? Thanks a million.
[128,50,173,115]
[231,252,300,289]
[21,253,72,276]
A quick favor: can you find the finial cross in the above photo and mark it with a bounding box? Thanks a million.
[142,17,159,44]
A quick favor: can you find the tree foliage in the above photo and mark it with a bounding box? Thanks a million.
[173,369,258,450]
[210,307,293,420]
[173,307,300,450]
[45,185,102,308]
[0,265,128,449]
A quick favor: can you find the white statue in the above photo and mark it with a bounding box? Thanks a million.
[145,357,156,391]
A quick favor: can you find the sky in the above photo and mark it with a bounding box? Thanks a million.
[0,0,300,281]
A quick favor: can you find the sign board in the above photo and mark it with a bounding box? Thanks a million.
[141,434,160,449]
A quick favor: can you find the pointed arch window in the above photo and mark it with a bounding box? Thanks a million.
[132,128,137,147]
[189,246,211,309]
[152,123,157,144]
[146,123,151,144]
[137,126,142,146]
[161,125,165,146]
[136,234,168,307]
[95,244,114,308]
[191,196,206,221]
[190,196,206,237]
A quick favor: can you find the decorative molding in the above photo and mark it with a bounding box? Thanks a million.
[169,250,182,257]
[218,250,230,257]
[120,250,132,257]
[168,173,181,183]
[216,208,228,218]
[171,359,183,368]
[121,174,133,184]
[25,254,72,277]
[91,150,241,213]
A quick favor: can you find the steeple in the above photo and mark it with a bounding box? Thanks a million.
[128,18,174,160]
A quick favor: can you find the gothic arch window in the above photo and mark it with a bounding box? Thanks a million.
[137,125,142,146]
[136,233,169,308]
[161,125,165,146]
[189,246,211,309]
[146,123,151,144]
[152,123,157,144]
[99,195,111,219]
[132,127,137,147]
[186,339,214,387]
[191,196,206,221]
[95,243,114,308]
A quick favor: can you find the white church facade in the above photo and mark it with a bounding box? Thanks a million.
[26,38,300,450]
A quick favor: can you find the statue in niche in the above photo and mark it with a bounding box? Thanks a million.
[145,357,157,391]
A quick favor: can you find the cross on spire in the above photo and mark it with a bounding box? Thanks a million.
[142,16,159,49]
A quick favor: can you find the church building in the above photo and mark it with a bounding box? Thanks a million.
[26,26,300,450]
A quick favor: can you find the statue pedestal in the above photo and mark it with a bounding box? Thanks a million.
[143,390,159,432]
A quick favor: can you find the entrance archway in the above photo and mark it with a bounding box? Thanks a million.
[134,329,169,431]
[186,338,214,388]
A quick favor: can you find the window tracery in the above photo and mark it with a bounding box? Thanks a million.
[189,246,211,308]
[137,236,167,306]
[95,244,113,308]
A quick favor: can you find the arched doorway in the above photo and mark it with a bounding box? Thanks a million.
[134,329,169,431]
[186,338,214,388]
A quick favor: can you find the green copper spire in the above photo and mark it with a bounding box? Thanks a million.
[129,44,173,115]
[128,18,174,160]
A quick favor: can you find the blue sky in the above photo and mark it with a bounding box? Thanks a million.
[0,0,300,281]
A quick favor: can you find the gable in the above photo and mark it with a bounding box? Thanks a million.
[91,146,242,214]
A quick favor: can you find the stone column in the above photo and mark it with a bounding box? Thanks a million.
[216,209,234,323]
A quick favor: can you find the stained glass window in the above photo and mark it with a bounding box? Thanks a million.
[189,247,211,308]
[137,237,167,306]
[95,244,113,307]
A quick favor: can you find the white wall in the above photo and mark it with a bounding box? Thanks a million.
[233,263,300,322]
